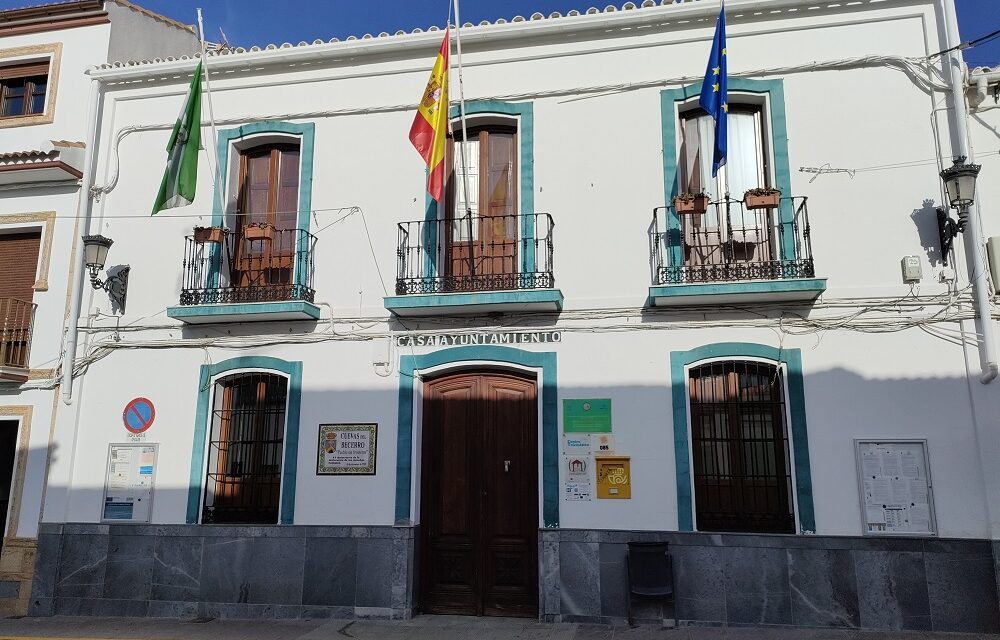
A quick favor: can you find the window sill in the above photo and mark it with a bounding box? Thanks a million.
[384,289,564,317]
[167,301,321,324]
[648,278,827,307]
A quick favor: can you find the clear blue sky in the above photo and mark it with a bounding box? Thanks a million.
[2,0,999,65]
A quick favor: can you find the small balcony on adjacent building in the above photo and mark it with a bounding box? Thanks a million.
[0,298,35,383]
[649,195,826,306]
[167,225,320,324]
[384,212,563,316]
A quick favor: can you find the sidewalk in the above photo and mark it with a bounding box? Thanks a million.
[0,616,997,640]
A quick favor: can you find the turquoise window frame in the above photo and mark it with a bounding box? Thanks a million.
[660,79,796,269]
[669,343,815,533]
[394,346,559,527]
[186,356,303,525]
[422,100,535,279]
[208,121,315,291]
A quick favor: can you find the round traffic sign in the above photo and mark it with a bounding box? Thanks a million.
[123,397,155,434]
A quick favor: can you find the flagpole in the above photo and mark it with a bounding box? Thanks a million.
[451,0,476,278]
[196,8,226,222]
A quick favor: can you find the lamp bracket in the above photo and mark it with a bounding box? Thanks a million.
[937,207,963,267]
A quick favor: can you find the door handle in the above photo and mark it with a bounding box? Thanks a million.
[504,460,511,473]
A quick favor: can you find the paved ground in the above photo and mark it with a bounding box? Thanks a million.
[0,616,996,640]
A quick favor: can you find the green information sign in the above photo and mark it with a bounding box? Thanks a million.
[563,399,612,433]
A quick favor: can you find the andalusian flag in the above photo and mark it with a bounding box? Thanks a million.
[409,29,449,202]
[152,60,203,214]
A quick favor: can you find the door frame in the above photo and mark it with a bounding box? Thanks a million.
[0,405,32,541]
[395,346,559,530]
[412,361,545,531]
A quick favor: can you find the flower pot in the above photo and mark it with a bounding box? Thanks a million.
[243,224,273,241]
[193,226,225,244]
[673,194,709,215]
[744,191,781,210]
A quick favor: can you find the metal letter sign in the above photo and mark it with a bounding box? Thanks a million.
[122,397,155,434]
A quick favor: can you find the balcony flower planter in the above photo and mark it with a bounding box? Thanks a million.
[192,226,225,244]
[243,223,273,241]
[744,188,782,210]
[673,193,709,215]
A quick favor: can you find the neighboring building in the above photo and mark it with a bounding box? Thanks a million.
[19,0,1000,631]
[0,0,198,616]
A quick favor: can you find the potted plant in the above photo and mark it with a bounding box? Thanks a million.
[673,192,709,215]
[743,187,782,210]
[192,226,225,244]
[243,222,273,241]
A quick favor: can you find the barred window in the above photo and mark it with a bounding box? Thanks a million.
[689,360,794,534]
[203,372,287,524]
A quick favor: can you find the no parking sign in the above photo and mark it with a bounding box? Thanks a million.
[122,397,155,435]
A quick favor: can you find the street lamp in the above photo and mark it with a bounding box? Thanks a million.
[82,234,130,314]
[937,157,981,266]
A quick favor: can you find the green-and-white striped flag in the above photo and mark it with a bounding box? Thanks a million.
[152,61,203,214]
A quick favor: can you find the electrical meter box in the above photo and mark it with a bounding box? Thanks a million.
[901,256,922,284]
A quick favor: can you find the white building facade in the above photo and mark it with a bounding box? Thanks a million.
[0,0,198,616]
[21,0,1000,631]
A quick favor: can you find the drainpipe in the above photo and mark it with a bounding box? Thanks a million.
[61,76,102,404]
[942,0,998,384]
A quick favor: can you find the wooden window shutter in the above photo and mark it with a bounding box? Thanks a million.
[0,61,49,80]
[0,232,41,302]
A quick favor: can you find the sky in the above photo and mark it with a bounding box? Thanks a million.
[0,0,998,64]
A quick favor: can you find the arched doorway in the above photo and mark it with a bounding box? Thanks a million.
[419,369,539,617]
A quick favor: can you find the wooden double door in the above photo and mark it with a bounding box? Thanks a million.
[420,371,539,617]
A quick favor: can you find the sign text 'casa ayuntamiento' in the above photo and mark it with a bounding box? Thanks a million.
[395,331,562,347]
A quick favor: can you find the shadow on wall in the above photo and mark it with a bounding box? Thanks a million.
[910,198,945,267]
[16,361,1000,629]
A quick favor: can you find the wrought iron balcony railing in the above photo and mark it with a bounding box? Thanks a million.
[179,226,317,306]
[1,297,36,371]
[395,212,555,295]
[650,196,815,285]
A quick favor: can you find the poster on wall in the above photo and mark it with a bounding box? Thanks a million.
[855,440,936,536]
[562,454,593,501]
[563,399,612,433]
[317,424,377,475]
[102,444,157,522]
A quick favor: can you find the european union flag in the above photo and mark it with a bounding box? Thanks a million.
[699,5,728,178]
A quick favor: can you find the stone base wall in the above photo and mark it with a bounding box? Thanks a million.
[540,529,1000,633]
[0,538,37,616]
[29,524,416,620]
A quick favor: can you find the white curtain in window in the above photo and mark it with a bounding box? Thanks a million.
[727,112,763,235]
[452,139,479,241]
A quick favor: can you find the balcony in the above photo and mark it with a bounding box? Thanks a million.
[384,212,563,316]
[649,195,826,306]
[166,226,321,324]
[1,298,36,382]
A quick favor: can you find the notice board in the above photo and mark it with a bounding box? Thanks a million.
[855,440,935,536]
[102,444,157,522]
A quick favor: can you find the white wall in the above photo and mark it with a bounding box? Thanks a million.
[47,0,1000,538]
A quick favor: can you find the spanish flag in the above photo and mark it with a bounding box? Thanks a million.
[409,29,450,202]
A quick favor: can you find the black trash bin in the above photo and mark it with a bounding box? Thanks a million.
[626,541,674,626]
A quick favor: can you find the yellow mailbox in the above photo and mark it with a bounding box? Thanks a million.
[595,456,631,499]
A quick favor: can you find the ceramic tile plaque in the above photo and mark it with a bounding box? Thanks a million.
[317,424,377,475]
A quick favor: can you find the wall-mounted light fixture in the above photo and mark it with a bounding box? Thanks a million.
[937,157,981,266]
[82,234,129,314]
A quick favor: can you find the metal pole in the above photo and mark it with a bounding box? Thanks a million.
[452,0,475,278]
[196,8,227,222]
[941,0,998,384]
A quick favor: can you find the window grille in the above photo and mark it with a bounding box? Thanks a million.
[203,372,287,524]
[689,360,795,534]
